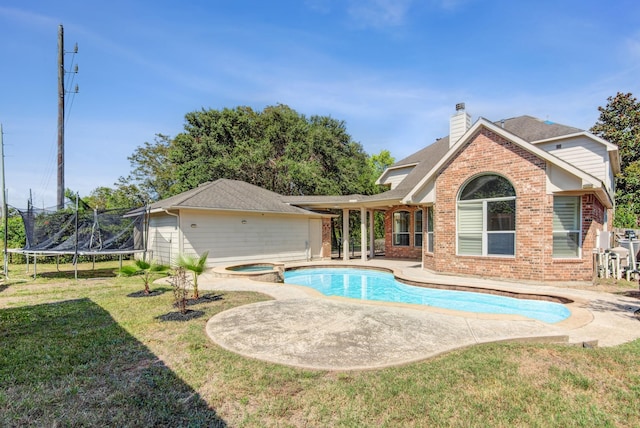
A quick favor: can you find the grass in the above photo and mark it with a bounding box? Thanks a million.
[1,260,639,427]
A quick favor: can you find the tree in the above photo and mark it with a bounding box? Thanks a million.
[369,149,395,177]
[120,134,175,201]
[0,208,26,250]
[590,92,640,226]
[368,149,395,238]
[86,184,146,210]
[169,104,378,196]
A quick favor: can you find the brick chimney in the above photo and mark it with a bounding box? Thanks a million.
[449,103,471,147]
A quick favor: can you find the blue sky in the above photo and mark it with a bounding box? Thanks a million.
[1,0,639,208]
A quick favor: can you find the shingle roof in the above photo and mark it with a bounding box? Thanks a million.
[372,115,590,203]
[392,115,583,170]
[149,179,319,215]
[498,115,583,142]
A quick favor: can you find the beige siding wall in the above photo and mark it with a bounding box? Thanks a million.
[179,210,316,265]
[536,136,610,188]
[380,166,414,189]
[147,215,178,265]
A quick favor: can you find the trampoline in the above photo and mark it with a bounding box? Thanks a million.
[7,198,148,279]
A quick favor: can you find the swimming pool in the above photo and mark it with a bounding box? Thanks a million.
[284,268,571,323]
[227,263,276,272]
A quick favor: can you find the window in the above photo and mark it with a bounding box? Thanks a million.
[553,196,581,258]
[457,175,516,256]
[393,211,410,246]
[414,210,423,247]
[426,206,434,253]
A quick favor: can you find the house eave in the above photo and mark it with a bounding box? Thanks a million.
[531,131,621,175]
[403,118,611,205]
[150,205,331,218]
[375,162,419,185]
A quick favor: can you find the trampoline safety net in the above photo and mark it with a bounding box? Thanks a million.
[17,205,145,253]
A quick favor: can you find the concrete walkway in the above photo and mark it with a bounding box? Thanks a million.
[200,260,640,371]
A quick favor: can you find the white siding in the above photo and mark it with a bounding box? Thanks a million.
[380,166,415,189]
[537,136,609,186]
[412,179,435,204]
[309,219,323,260]
[449,110,471,146]
[179,210,315,265]
[547,163,582,193]
[147,215,178,265]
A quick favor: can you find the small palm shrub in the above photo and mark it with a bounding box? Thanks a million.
[174,251,209,300]
[119,259,170,294]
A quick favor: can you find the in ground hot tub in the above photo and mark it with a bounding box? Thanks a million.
[212,263,285,283]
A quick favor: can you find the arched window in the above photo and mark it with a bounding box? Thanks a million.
[393,211,410,246]
[457,175,516,256]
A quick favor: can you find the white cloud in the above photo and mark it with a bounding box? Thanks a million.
[347,0,414,28]
[0,6,57,29]
[627,31,640,62]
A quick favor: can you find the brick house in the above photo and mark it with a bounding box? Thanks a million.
[290,104,618,282]
[145,104,618,283]
[373,104,619,281]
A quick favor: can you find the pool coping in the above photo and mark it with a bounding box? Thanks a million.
[199,259,639,370]
[283,263,592,330]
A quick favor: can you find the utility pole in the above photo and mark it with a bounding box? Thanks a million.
[1,124,8,278]
[57,24,78,210]
[57,24,65,210]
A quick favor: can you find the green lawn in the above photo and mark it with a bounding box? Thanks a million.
[1,261,639,427]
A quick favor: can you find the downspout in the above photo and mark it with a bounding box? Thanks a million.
[163,209,180,264]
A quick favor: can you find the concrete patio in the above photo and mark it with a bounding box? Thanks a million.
[200,260,640,371]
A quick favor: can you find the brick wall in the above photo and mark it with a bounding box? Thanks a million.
[420,127,606,282]
[384,206,424,259]
[321,217,332,259]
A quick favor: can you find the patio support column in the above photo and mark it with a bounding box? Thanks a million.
[342,208,350,261]
[360,207,367,261]
[369,209,375,259]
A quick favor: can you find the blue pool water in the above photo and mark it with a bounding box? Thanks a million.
[228,264,274,272]
[284,268,571,324]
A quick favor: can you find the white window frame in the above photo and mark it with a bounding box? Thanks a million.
[552,196,582,259]
[414,209,423,248]
[457,197,516,257]
[426,206,434,253]
[393,210,410,246]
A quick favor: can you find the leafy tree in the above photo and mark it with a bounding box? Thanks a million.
[86,184,145,210]
[0,208,26,250]
[120,134,175,201]
[590,92,640,226]
[64,188,91,210]
[369,149,395,178]
[368,149,395,237]
[169,104,378,196]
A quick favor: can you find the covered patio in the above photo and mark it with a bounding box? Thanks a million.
[283,194,415,263]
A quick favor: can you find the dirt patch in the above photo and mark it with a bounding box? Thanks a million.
[622,290,640,299]
[186,293,223,305]
[156,310,205,322]
[127,289,166,298]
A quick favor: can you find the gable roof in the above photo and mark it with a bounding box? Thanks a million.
[149,179,325,216]
[403,118,614,208]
